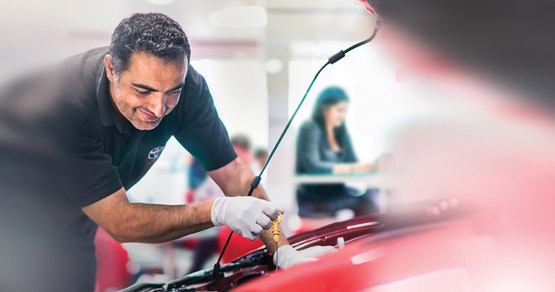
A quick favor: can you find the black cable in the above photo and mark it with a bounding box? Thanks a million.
[211,23,381,280]
[328,23,380,64]
[212,60,329,278]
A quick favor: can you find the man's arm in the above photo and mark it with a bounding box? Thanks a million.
[208,157,288,254]
[82,188,214,243]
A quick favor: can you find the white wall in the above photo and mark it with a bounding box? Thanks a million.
[193,59,269,149]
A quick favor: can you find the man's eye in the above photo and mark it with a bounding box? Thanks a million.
[137,90,151,95]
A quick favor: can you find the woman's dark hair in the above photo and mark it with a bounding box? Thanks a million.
[109,13,191,77]
[311,86,350,147]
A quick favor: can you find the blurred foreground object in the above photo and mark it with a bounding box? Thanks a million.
[365,0,555,110]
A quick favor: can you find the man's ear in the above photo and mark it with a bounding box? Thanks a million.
[104,54,116,82]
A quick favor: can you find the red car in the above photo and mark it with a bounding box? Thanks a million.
[118,199,488,291]
[121,1,555,290]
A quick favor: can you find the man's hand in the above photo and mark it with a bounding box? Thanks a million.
[211,196,283,240]
[273,245,336,269]
[208,157,288,253]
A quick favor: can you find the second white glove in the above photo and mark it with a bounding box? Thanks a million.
[211,196,282,240]
[273,245,336,269]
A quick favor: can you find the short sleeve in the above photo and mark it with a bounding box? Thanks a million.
[173,66,237,171]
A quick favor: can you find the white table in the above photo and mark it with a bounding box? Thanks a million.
[293,173,397,212]
[294,173,394,187]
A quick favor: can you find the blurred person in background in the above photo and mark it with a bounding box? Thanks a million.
[229,135,269,183]
[0,13,333,292]
[183,134,257,275]
[296,86,381,217]
[192,134,256,202]
[187,156,208,194]
[254,148,268,174]
[183,153,208,204]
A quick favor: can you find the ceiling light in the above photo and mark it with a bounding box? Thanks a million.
[147,0,174,6]
[209,6,267,28]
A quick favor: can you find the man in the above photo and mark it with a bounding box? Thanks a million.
[0,13,332,292]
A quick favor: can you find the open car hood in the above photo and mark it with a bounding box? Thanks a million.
[119,199,473,292]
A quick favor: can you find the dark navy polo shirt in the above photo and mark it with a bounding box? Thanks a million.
[63,47,236,207]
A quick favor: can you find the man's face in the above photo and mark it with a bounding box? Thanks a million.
[105,51,188,130]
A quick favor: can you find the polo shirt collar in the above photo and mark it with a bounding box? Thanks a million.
[96,65,132,135]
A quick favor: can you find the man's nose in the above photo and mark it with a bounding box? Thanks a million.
[148,93,166,118]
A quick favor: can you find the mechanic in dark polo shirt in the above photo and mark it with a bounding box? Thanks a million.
[0,13,333,292]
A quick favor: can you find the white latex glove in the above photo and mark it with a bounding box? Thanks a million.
[273,245,336,269]
[211,196,282,240]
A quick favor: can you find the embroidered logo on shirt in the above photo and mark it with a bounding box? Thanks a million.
[148,146,165,160]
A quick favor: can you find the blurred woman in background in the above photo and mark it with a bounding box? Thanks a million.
[296,86,379,217]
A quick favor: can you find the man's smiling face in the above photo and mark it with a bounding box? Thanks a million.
[105,51,188,130]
